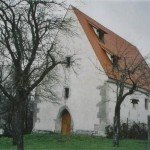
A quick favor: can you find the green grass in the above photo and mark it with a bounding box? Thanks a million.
[0,133,148,150]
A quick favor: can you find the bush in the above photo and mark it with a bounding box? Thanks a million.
[105,122,148,140]
[105,125,113,138]
[129,122,147,140]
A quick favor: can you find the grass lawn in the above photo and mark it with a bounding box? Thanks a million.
[0,133,148,150]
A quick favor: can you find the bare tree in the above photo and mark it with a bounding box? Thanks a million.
[0,0,75,149]
[102,40,150,146]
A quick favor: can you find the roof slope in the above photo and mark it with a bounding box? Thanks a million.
[71,6,150,92]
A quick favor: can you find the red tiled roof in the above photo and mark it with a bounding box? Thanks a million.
[71,6,150,92]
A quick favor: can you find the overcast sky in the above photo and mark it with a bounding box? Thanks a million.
[65,0,150,57]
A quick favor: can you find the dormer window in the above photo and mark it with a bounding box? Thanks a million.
[105,51,112,61]
[90,24,106,44]
[111,55,120,67]
[96,29,105,43]
[131,99,139,109]
[105,50,120,67]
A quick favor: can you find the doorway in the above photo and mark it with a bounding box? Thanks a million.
[61,109,71,135]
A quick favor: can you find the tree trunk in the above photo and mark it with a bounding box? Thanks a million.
[12,94,26,150]
[113,104,121,147]
[16,102,25,150]
[13,136,17,145]
[11,105,17,145]
[12,130,17,145]
[9,103,17,145]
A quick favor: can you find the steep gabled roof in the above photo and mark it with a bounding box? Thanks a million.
[71,6,150,92]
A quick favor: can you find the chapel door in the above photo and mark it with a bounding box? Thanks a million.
[61,110,71,135]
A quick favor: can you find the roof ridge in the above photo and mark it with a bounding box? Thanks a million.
[71,6,136,48]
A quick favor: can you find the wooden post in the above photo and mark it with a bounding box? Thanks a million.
[148,116,150,149]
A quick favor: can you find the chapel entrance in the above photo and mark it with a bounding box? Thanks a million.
[61,109,71,135]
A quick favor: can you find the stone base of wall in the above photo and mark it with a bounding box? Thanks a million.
[73,130,97,136]
[32,129,106,137]
[32,129,54,134]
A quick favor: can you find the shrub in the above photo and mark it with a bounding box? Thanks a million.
[105,125,113,138]
[129,122,147,140]
[105,122,148,140]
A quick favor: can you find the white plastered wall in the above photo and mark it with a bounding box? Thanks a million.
[33,8,108,135]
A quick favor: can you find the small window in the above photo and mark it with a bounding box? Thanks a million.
[145,99,149,110]
[66,56,71,68]
[105,51,112,60]
[111,55,120,67]
[64,87,69,99]
[105,50,120,67]
[97,29,105,43]
[90,24,106,43]
[131,99,139,109]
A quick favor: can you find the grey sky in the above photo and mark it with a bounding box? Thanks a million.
[66,0,150,57]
